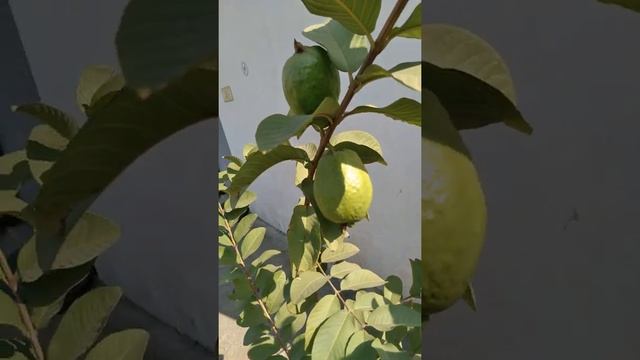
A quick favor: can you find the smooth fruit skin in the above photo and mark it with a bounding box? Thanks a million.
[314,149,372,224]
[422,96,487,315]
[282,42,340,115]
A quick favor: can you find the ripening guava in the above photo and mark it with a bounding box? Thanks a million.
[282,40,340,115]
[313,149,372,224]
[422,92,487,315]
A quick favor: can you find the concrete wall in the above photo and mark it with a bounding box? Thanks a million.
[9,0,218,350]
[219,1,421,284]
[425,1,640,358]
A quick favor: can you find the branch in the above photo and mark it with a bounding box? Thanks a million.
[315,262,366,328]
[218,204,292,359]
[0,250,45,360]
[305,0,410,182]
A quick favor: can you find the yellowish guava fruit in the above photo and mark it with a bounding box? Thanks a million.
[423,90,487,314]
[282,40,340,115]
[313,149,372,224]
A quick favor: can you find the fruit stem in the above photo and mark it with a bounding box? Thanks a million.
[293,39,305,54]
[304,0,410,183]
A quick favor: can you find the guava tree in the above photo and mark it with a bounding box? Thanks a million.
[219,1,422,358]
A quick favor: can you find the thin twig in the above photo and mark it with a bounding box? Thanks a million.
[305,0,411,182]
[218,204,292,359]
[316,263,366,328]
[0,250,45,360]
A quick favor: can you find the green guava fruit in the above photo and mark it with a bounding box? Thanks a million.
[313,149,372,224]
[282,40,340,115]
[422,90,487,315]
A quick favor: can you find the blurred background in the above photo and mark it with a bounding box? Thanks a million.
[424,1,640,358]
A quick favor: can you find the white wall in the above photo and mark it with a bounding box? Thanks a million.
[219,1,421,283]
[9,0,218,350]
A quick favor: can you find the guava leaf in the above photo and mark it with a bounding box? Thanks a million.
[287,205,322,275]
[371,338,411,359]
[390,3,421,39]
[340,269,386,291]
[0,151,29,191]
[47,287,122,360]
[303,19,368,73]
[598,0,640,13]
[18,262,94,307]
[12,103,78,139]
[354,291,386,311]
[26,125,68,185]
[384,275,403,304]
[329,261,361,279]
[76,65,125,114]
[115,0,217,91]
[289,272,328,305]
[0,290,24,332]
[367,304,421,332]
[304,294,341,349]
[27,66,217,272]
[423,23,516,103]
[301,0,381,36]
[321,242,360,263]
[409,258,422,299]
[345,329,376,359]
[424,62,532,134]
[84,329,149,360]
[255,114,314,151]
[357,62,421,92]
[240,227,266,259]
[311,310,358,360]
[330,130,386,165]
[349,98,421,127]
[228,145,309,193]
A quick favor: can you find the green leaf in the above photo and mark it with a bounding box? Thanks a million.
[0,192,27,217]
[26,124,68,184]
[371,338,411,360]
[301,0,381,36]
[406,326,422,355]
[423,23,532,133]
[340,269,386,291]
[349,98,421,126]
[423,23,516,103]
[463,282,478,312]
[367,304,421,331]
[28,66,217,272]
[115,0,217,90]
[30,297,64,330]
[304,294,341,349]
[599,0,640,12]
[229,145,309,193]
[84,329,149,360]
[287,205,322,275]
[329,261,361,279]
[303,19,368,73]
[243,144,258,159]
[424,62,532,134]
[263,270,287,314]
[18,212,120,282]
[18,262,94,307]
[384,276,402,305]
[12,103,77,139]
[289,272,328,305]
[321,243,360,263]
[345,329,376,359]
[330,130,386,165]
[0,151,29,191]
[233,213,259,242]
[240,228,266,259]
[354,290,386,311]
[312,310,358,360]
[237,302,267,328]
[76,65,125,113]
[251,250,282,268]
[247,335,279,359]
[409,258,422,299]
[47,286,122,360]
[256,114,314,151]
[243,324,270,346]
[0,291,23,331]
[390,3,421,39]
[357,62,421,92]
